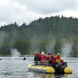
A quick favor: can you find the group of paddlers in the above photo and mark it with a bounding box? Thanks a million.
[34,50,66,68]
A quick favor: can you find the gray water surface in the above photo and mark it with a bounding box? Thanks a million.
[0,57,77,78]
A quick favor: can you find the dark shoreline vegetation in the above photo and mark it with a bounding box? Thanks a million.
[0,16,78,57]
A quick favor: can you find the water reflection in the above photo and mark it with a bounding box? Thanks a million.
[33,73,72,78]
[64,74,72,78]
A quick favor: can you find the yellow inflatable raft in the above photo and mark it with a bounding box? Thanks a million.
[28,64,72,74]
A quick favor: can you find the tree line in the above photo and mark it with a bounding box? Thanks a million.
[0,16,78,56]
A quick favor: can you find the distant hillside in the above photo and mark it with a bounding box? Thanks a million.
[1,16,78,39]
[0,16,78,56]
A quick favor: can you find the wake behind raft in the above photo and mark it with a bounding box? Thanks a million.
[28,52,72,74]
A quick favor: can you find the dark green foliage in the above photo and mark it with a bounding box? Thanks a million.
[0,16,78,56]
[0,44,11,55]
[13,40,30,55]
[53,39,62,54]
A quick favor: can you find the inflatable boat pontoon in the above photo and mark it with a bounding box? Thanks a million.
[28,64,72,74]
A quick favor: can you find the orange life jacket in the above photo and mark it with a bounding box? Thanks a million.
[34,52,37,56]
[56,55,61,59]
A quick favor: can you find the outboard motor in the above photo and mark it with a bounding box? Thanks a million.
[55,63,64,74]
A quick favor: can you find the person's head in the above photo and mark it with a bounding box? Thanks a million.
[34,50,38,55]
[57,53,60,55]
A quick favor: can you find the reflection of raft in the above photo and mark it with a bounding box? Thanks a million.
[28,64,72,74]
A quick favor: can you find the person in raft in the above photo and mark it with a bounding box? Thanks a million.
[37,52,42,64]
[34,50,39,65]
[55,53,65,65]
[41,52,48,65]
[55,53,66,68]
[55,53,61,63]
[34,51,65,66]
[47,52,56,68]
[34,50,44,65]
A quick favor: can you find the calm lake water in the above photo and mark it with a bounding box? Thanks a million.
[0,57,78,78]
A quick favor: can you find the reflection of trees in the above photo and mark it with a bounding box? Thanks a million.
[45,74,54,78]
[64,74,72,78]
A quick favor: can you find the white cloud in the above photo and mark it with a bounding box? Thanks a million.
[0,0,78,26]
[55,10,78,18]
[14,0,77,14]
[0,0,44,26]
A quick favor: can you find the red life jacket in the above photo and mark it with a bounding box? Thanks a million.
[49,55,52,61]
[38,54,42,59]
[41,55,47,61]
[48,55,56,64]
[52,60,56,63]
[52,56,56,64]
[60,59,64,64]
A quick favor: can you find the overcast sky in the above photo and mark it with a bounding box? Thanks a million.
[0,0,78,26]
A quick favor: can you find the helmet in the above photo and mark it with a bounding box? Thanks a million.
[41,52,44,54]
